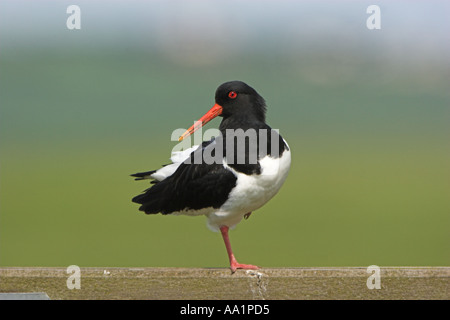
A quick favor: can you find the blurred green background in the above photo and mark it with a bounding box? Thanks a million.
[1,1,449,268]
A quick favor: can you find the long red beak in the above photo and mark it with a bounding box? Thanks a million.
[178,103,223,141]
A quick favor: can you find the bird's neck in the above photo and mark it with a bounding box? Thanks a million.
[219,114,267,132]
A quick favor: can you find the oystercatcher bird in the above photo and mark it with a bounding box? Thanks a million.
[131,81,291,272]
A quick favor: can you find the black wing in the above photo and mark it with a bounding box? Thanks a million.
[132,140,237,215]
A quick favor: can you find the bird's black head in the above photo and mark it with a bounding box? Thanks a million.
[215,81,267,122]
[178,81,267,141]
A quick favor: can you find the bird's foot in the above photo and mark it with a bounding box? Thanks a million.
[230,261,259,273]
[244,212,252,220]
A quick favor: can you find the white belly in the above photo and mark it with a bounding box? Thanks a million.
[206,147,291,231]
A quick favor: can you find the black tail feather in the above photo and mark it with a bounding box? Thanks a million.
[132,184,170,215]
[130,170,156,181]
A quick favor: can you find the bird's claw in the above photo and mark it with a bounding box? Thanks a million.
[230,262,259,273]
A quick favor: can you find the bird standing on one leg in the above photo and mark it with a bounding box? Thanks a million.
[131,81,291,272]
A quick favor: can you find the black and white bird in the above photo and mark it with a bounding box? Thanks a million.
[131,81,291,272]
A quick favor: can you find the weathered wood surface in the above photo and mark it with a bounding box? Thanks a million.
[0,267,448,300]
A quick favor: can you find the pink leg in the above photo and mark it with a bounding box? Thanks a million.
[220,225,259,273]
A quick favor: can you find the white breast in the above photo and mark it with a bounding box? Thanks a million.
[206,143,291,231]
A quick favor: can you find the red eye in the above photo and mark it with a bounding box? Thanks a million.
[228,91,237,99]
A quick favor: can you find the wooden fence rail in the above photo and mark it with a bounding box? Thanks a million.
[1,267,448,300]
